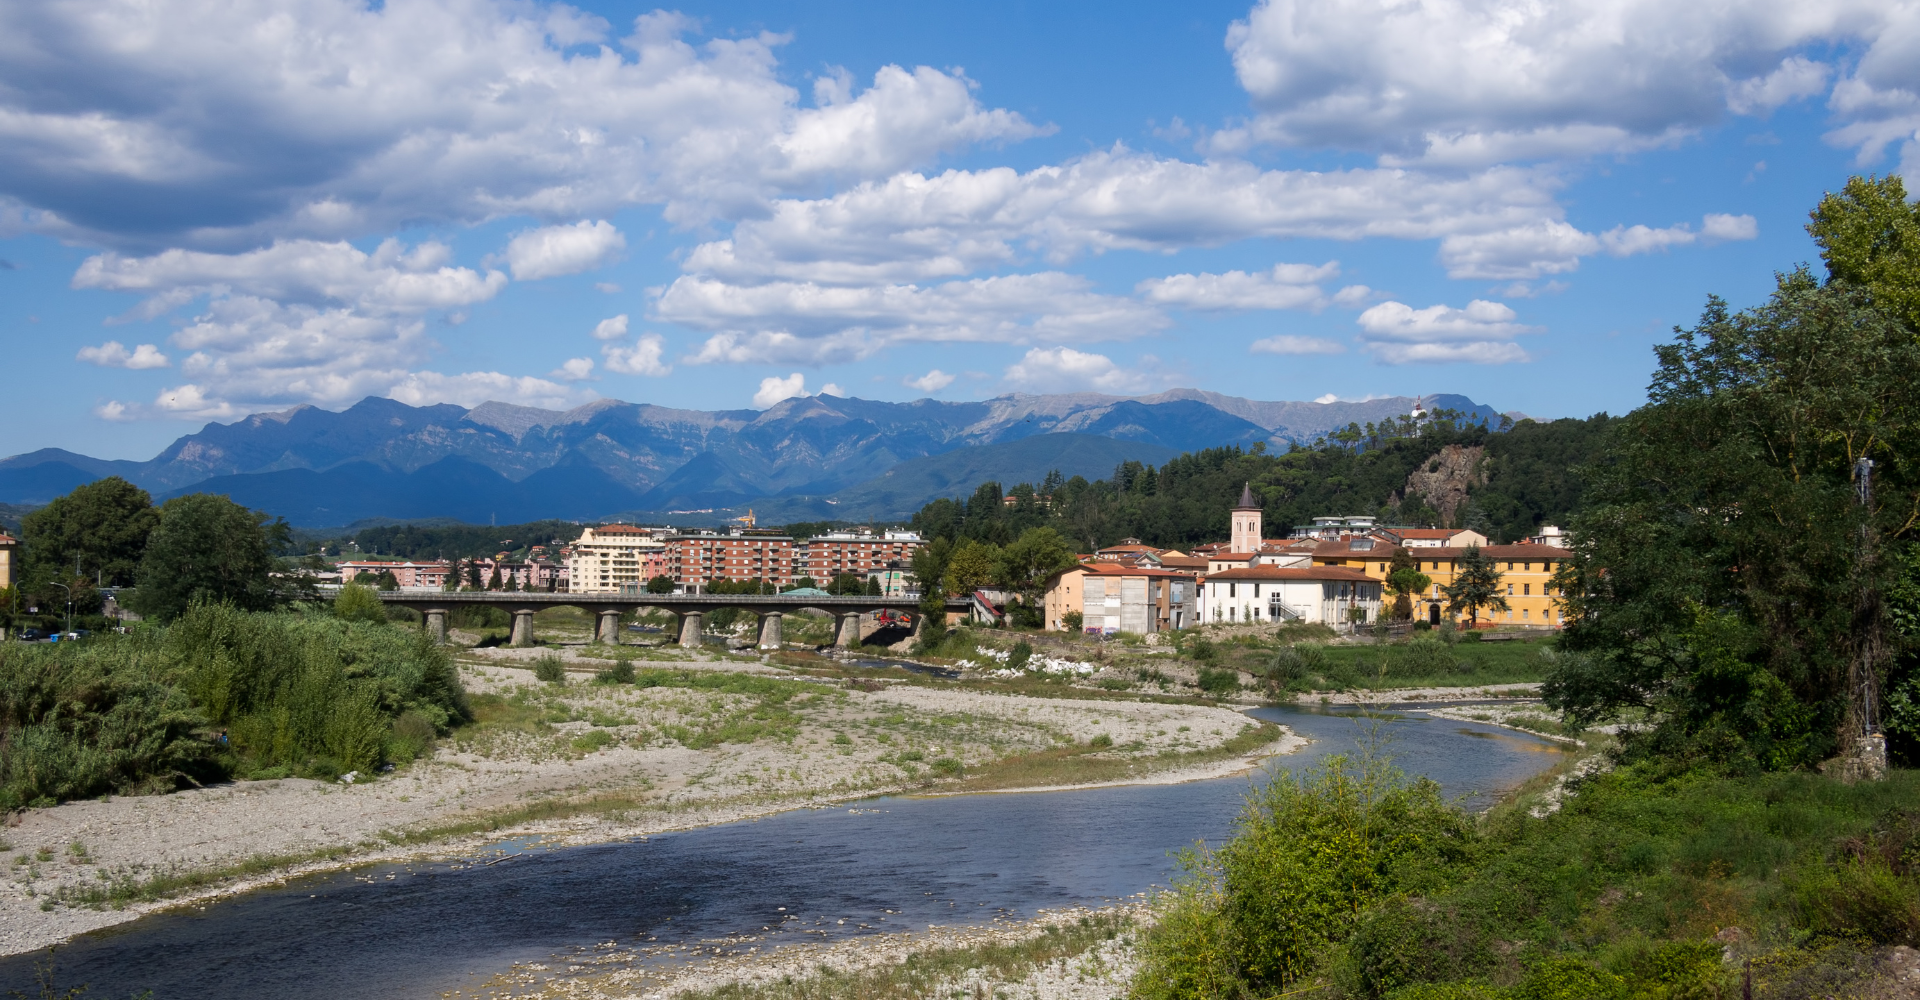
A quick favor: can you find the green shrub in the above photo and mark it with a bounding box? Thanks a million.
[1397,637,1460,677]
[0,603,467,806]
[571,729,616,752]
[1008,640,1034,672]
[532,654,567,684]
[1090,732,1114,748]
[1062,611,1084,631]
[595,660,636,685]
[389,710,438,761]
[166,602,467,778]
[1133,745,1478,999]
[332,582,387,624]
[1196,668,1240,696]
[1130,856,1243,1000]
[1512,959,1625,1000]
[1384,985,1507,1000]
[1343,896,1487,998]
[1268,644,1328,690]
[930,756,963,776]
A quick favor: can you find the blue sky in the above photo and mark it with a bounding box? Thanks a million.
[1,0,1913,460]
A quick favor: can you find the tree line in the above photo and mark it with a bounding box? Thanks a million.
[908,411,1614,555]
[3,480,304,632]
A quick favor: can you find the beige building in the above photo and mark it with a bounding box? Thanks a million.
[1043,563,1196,634]
[566,524,667,594]
[0,533,16,589]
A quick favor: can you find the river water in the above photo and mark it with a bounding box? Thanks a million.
[0,704,1566,999]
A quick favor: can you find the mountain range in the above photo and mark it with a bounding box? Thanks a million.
[0,390,1502,528]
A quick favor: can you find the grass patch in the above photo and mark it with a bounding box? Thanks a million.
[944,721,1284,793]
[672,912,1134,1000]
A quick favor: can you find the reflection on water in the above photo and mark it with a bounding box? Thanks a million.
[0,704,1563,1000]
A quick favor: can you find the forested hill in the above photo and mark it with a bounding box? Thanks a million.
[908,412,1616,551]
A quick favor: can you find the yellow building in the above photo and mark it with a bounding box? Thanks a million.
[0,533,16,589]
[1311,538,1572,627]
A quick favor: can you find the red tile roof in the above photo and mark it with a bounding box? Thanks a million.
[1406,544,1572,560]
[1205,565,1377,582]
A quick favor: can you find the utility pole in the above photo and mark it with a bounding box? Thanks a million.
[48,581,72,639]
[1848,454,1888,780]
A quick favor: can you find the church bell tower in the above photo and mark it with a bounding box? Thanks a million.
[1231,483,1262,553]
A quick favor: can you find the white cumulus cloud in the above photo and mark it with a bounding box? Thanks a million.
[0,5,1041,249]
[1002,347,1157,394]
[753,372,809,408]
[1137,262,1341,312]
[551,357,595,381]
[77,340,170,369]
[1440,215,1759,279]
[662,271,1167,365]
[592,314,630,340]
[1356,299,1538,364]
[602,334,671,377]
[904,369,955,392]
[1250,335,1345,356]
[387,370,589,410]
[503,221,625,280]
[1222,0,1909,166]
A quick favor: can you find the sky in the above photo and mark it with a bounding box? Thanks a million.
[1,0,1915,460]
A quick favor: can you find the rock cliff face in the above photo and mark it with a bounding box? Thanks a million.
[1402,444,1486,525]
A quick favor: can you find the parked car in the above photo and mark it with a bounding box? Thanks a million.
[17,627,44,642]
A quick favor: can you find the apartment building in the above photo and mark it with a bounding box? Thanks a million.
[1201,565,1382,625]
[336,559,450,589]
[1310,540,1573,627]
[566,524,668,594]
[667,530,797,590]
[798,529,922,583]
[1043,562,1196,634]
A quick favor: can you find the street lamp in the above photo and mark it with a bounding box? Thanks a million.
[47,581,72,639]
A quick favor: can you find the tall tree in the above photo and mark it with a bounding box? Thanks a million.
[1808,174,1920,331]
[996,527,1077,608]
[943,539,1000,594]
[131,493,277,620]
[20,477,158,587]
[1385,548,1432,621]
[1548,269,1920,769]
[1442,546,1506,626]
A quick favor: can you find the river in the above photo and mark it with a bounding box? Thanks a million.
[0,703,1567,999]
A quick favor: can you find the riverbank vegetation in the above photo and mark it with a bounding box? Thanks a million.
[0,600,468,809]
[1127,177,1920,1000]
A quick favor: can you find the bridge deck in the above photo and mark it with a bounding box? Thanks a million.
[374,590,970,650]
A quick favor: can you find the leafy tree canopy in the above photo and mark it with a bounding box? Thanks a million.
[131,494,284,621]
[1808,173,1920,331]
[1548,267,1920,770]
[20,476,158,587]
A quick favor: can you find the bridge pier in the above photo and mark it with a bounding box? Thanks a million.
[678,611,704,648]
[756,612,784,650]
[596,610,623,645]
[425,609,448,645]
[510,609,535,647]
[834,612,861,651]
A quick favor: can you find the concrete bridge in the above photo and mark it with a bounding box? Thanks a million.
[376,591,967,651]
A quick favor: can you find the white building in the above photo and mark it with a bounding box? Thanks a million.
[1201,565,1382,626]
[566,524,668,594]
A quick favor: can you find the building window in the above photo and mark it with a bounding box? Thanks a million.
[1523,583,1531,595]
[1507,584,1514,595]
[1229,583,1236,598]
